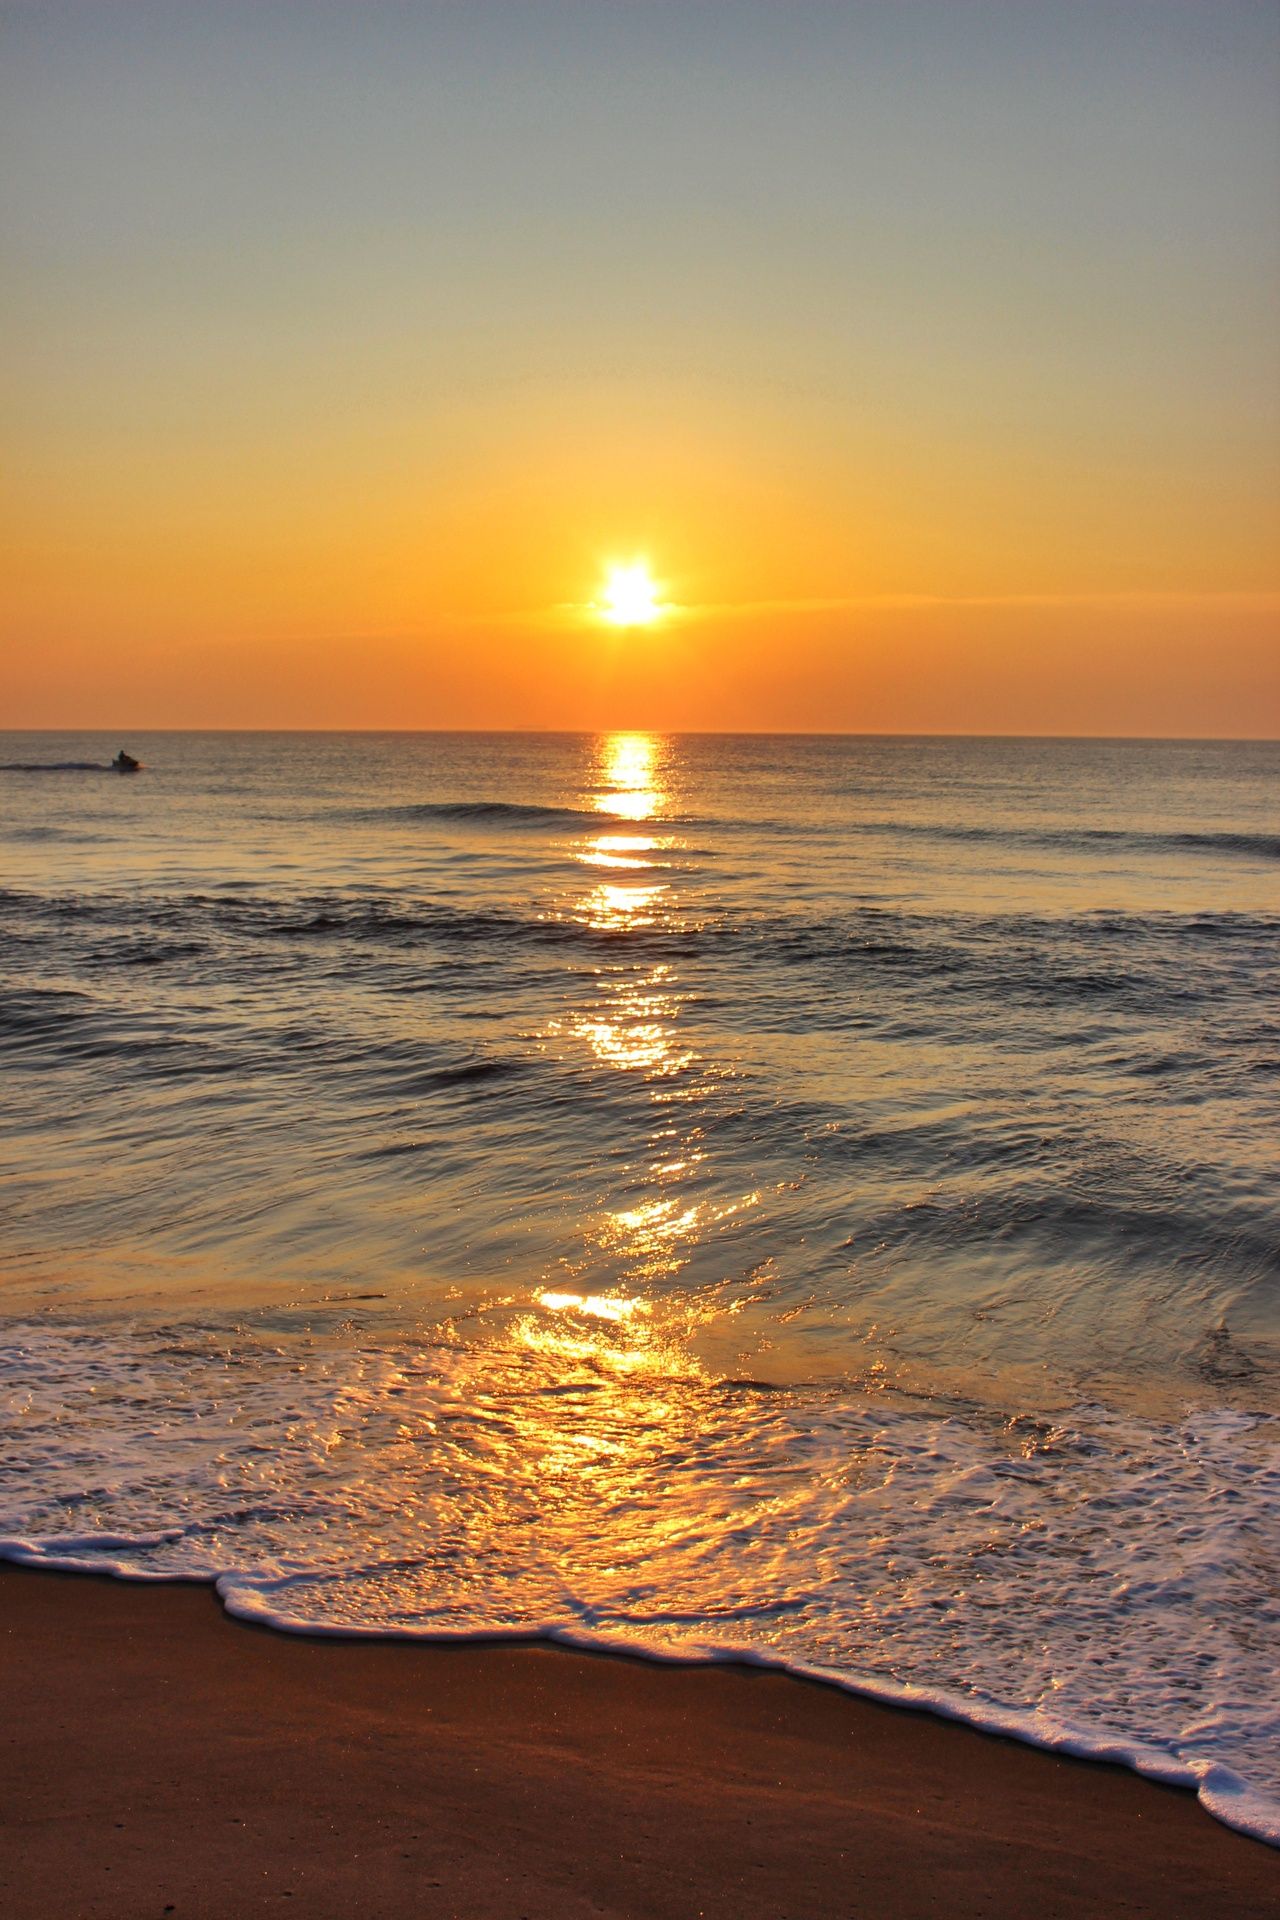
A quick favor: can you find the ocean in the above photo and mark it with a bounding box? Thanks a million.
[1,730,1277,1843]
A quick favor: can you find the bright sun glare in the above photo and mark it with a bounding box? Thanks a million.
[599,561,663,627]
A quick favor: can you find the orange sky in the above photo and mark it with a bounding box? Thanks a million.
[3,3,1278,735]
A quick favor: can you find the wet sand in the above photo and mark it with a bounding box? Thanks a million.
[1,1564,1274,1919]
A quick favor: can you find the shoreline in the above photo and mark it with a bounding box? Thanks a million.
[3,1564,1275,1919]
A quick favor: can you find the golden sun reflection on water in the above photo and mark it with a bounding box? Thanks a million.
[538,1290,644,1323]
[576,833,659,871]
[517,732,764,1433]
[514,1281,709,1385]
[579,879,668,931]
[573,734,675,925]
[594,732,665,823]
[557,964,692,1075]
[596,1185,762,1291]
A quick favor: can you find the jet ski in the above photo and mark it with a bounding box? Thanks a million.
[112,750,141,773]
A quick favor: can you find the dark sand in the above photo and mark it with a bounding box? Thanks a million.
[1,1565,1275,1919]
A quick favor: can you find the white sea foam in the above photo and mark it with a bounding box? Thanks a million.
[2,1317,1276,1847]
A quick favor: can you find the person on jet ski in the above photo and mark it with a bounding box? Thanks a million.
[112,750,140,772]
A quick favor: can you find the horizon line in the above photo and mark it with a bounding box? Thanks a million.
[5,727,1278,744]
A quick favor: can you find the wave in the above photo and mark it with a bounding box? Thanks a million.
[3,824,107,844]
[414,807,1280,863]
[344,799,605,827]
[0,1322,1275,1847]
[2,886,1276,1011]
[857,819,1280,861]
[339,804,1280,863]
[338,797,715,833]
[0,886,719,970]
[0,760,112,774]
[1165,829,1280,859]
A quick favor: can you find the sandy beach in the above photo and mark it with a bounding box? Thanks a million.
[1,1564,1274,1919]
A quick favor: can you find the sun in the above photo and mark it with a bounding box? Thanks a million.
[598,560,663,627]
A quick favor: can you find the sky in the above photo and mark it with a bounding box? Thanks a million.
[2,0,1278,734]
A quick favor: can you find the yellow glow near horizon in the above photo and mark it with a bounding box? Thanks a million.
[598,561,663,627]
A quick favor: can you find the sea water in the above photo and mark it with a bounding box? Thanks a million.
[1,731,1276,1842]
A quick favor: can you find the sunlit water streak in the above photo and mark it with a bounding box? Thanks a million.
[0,730,1277,1842]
